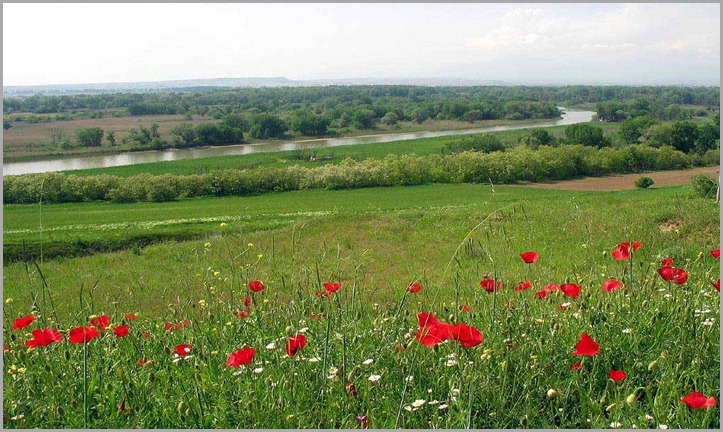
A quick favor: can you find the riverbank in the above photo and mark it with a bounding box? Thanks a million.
[3,109,593,175]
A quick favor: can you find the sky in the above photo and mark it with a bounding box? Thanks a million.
[2,3,720,86]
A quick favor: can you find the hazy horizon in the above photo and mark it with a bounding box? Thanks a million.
[3,3,720,87]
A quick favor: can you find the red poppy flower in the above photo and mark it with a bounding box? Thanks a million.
[608,370,627,381]
[242,297,253,307]
[124,314,137,321]
[226,347,256,367]
[165,323,173,331]
[560,283,581,299]
[12,315,35,330]
[515,281,532,291]
[323,282,341,293]
[143,332,151,339]
[480,278,502,292]
[460,305,473,312]
[345,382,358,397]
[520,251,539,264]
[248,280,265,292]
[113,325,130,338]
[712,249,720,259]
[174,344,192,357]
[4,344,9,352]
[570,362,582,371]
[286,334,307,357]
[543,283,559,292]
[660,258,674,268]
[680,391,717,409]
[90,315,111,331]
[612,241,641,260]
[310,313,324,320]
[449,323,484,348]
[712,280,720,292]
[233,309,250,319]
[602,279,623,293]
[572,333,599,356]
[138,358,153,366]
[657,267,689,285]
[535,290,548,299]
[69,326,100,344]
[357,415,369,428]
[416,313,452,347]
[407,283,422,293]
[25,328,64,348]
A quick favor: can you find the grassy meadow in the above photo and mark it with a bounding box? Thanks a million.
[3,182,720,428]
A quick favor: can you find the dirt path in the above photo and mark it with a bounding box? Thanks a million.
[522,166,719,191]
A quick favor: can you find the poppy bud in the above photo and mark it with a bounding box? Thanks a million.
[547,389,558,399]
[626,393,638,406]
[647,360,658,371]
[605,403,617,412]
[600,394,608,404]
[64,350,71,360]
[177,401,187,414]
[285,326,292,333]
[57,406,65,417]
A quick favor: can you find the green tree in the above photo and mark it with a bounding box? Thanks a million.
[170,123,199,148]
[381,112,400,126]
[289,109,330,136]
[520,128,556,149]
[248,114,286,139]
[75,127,105,147]
[3,119,11,130]
[694,122,720,153]
[619,116,657,145]
[670,121,698,153]
[106,131,116,146]
[563,124,610,147]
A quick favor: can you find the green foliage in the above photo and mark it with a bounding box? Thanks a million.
[442,134,505,154]
[4,144,698,205]
[75,127,105,147]
[691,173,719,199]
[519,128,556,149]
[289,109,330,136]
[248,113,286,139]
[670,121,699,153]
[634,176,654,189]
[619,116,658,145]
[563,123,610,147]
[3,118,11,130]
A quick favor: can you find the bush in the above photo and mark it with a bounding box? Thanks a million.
[634,177,654,189]
[691,174,719,200]
[442,134,505,154]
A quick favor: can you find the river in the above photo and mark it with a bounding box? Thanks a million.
[2,108,594,176]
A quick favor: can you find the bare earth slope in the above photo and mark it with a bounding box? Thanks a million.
[523,165,719,191]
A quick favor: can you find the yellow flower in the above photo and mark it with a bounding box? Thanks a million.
[220,223,228,227]
[5,298,12,304]
[204,242,212,248]
[257,254,263,259]
[247,243,254,247]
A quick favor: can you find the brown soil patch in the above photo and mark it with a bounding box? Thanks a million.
[522,166,720,192]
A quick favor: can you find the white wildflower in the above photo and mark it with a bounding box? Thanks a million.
[412,399,426,408]
[368,374,381,382]
[362,359,374,365]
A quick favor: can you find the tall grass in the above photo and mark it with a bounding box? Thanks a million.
[3,187,719,428]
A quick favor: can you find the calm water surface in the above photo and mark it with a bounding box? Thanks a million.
[3,109,594,176]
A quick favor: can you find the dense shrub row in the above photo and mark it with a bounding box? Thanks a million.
[4,145,717,205]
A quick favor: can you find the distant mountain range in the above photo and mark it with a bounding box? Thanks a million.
[3,77,509,96]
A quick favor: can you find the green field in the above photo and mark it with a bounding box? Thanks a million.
[3,182,720,428]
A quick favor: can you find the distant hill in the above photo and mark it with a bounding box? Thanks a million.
[2,77,297,96]
[3,77,509,96]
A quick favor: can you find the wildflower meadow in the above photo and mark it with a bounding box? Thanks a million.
[2,183,720,429]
